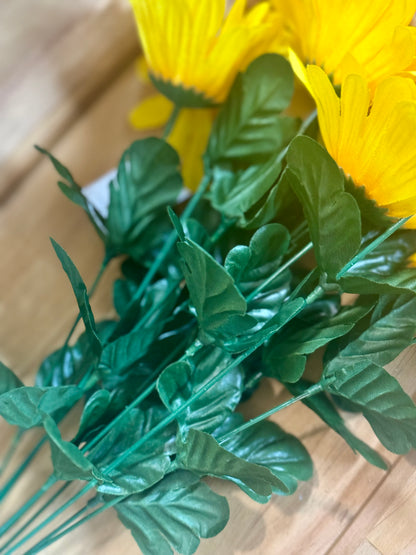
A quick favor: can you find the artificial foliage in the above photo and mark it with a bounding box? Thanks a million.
[1,2,416,553]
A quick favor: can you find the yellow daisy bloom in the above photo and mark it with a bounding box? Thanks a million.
[129,0,279,105]
[272,0,416,92]
[307,65,416,228]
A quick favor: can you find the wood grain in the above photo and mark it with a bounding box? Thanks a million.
[1,3,416,554]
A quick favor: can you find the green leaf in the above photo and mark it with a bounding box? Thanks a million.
[36,321,115,388]
[0,386,83,429]
[100,279,180,375]
[36,146,106,238]
[176,429,289,501]
[76,390,111,441]
[106,138,182,259]
[0,361,23,394]
[324,294,416,374]
[217,416,313,496]
[223,298,306,354]
[43,414,106,482]
[225,224,290,295]
[242,169,293,229]
[177,239,255,341]
[51,239,101,356]
[286,380,387,469]
[157,346,244,434]
[207,54,294,164]
[287,136,361,279]
[208,156,282,222]
[324,363,416,454]
[114,471,229,555]
[89,407,174,495]
[340,270,416,296]
[264,303,373,383]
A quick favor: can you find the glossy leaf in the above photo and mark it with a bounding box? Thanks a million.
[177,429,289,501]
[209,157,282,223]
[340,270,416,296]
[177,239,255,341]
[287,380,387,469]
[223,298,305,354]
[287,136,361,279]
[114,471,229,555]
[106,138,182,259]
[264,303,373,383]
[36,146,106,239]
[217,415,313,496]
[324,363,416,454]
[207,54,294,164]
[157,346,244,434]
[225,224,290,295]
[36,321,115,388]
[43,414,106,482]
[0,386,83,429]
[51,239,101,356]
[0,361,23,394]
[76,390,111,441]
[324,294,416,374]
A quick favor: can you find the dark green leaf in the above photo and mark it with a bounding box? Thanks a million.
[225,224,290,295]
[324,363,416,454]
[207,54,294,164]
[177,429,289,501]
[340,270,416,296]
[223,298,306,354]
[36,321,115,388]
[242,169,293,229]
[76,390,111,441]
[324,294,416,375]
[208,156,282,222]
[0,361,23,394]
[177,239,255,340]
[157,346,244,434]
[217,416,313,496]
[287,136,361,279]
[36,146,106,239]
[106,138,182,259]
[43,414,106,482]
[264,303,373,383]
[0,386,83,429]
[287,380,387,469]
[115,471,229,555]
[51,239,101,356]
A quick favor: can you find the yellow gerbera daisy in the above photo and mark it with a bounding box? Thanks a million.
[307,65,416,228]
[272,0,416,92]
[129,0,279,105]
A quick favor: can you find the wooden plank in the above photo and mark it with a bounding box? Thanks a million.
[330,452,416,555]
[0,0,138,199]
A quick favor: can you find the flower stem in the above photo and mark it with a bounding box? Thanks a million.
[218,382,325,444]
[162,105,180,139]
[0,483,69,552]
[24,497,124,555]
[0,429,24,478]
[0,437,46,505]
[109,173,211,340]
[246,241,313,302]
[336,216,411,279]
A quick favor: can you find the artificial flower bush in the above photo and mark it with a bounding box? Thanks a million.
[0,1,416,554]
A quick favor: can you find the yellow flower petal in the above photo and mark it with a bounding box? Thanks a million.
[308,67,416,225]
[129,0,277,104]
[273,0,416,90]
[168,109,215,191]
[306,65,340,157]
[129,94,173,130]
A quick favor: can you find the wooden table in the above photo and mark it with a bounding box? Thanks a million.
[1,2,416,553]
